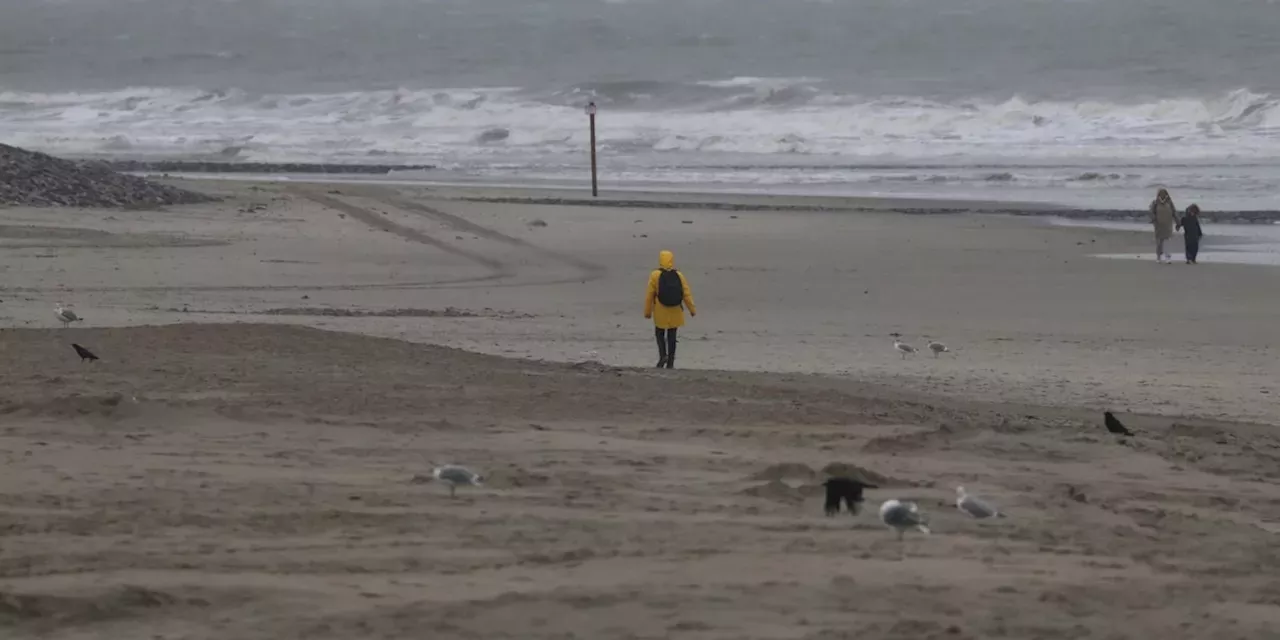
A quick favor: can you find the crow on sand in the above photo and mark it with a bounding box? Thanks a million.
[71,343,99,363]
[1104,411,1134,436]
[823,477,877,516]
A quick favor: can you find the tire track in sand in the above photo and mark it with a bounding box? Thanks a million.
[302,192,512,282]
[384,195,606,284]
[6,192,600,295]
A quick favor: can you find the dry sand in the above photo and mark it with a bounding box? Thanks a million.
[1,181,1279,639]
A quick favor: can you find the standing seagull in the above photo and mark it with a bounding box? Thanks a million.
[432,464,483,498]
[955,486,1005,519]
[1104,411,1134,436]
[71,344,99,363]
[893,340,917,360]
[55,305,83,328]
[879,499,931,540]
[927,341,949,358]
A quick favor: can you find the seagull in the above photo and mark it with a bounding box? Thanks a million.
[927,341,949,358]
[55,305,83,328]
[955,486,1005,519]
[893,340,917,360]
[823,477,877,516]
[431,464,483,498]
[879,499,931,540]
[71,343,99,363]
[1104,411,1134,436]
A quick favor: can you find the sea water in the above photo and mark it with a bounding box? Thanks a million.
[4,0,1280,210]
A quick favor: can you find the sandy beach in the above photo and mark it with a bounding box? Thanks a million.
[3,180,1280,639]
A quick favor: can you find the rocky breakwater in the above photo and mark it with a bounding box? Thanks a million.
[0,144,215,208]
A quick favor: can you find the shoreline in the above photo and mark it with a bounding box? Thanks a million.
[140,169,1280,222]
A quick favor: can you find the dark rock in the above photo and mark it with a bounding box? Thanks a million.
[101,160,435,175]
[0,144,215,209]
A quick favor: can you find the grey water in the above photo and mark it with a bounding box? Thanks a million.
[5,0,1280,209]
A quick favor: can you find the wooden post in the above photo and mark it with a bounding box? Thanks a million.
[586,101,598,197]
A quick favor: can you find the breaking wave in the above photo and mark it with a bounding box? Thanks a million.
[3,78,1280,168]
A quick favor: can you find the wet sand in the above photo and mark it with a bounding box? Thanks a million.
[1,181,1279,639]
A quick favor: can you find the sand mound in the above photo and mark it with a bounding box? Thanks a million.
[861,425,955,454]
[0,585,201,625]
[740,479,806,503]
[749,462,817,483]
[818,462,892,486]
[0,393,143,421]
[0,144,214,208]
[253,306,532,319]
[480,465,552,489]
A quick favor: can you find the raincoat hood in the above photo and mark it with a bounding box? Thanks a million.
[658,250,675,271]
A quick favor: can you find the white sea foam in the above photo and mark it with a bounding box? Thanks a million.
[4,82,1280,163]
[5,80,1280,208]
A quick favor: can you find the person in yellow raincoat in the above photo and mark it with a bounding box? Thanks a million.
[644,249,696,369]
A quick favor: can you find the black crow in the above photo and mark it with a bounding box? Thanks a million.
[71,343,99,363]
[1104,411,1133,436]
[823,477,877,516]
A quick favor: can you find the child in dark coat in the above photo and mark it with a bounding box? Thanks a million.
[1177,204,1204,264]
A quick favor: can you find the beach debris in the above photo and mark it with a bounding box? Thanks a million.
[893,340,917,360]
[71,343,99,363]
[1104,411,1134,436]
[880,499,931,541]
[431,464,484,498]
[1064,484,1089,504]
[55,305,83,328]
[955,486,1005,519]
[823,477,877,516]
[927,341,949,357]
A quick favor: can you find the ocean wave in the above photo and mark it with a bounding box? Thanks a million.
[4,81,1280,167]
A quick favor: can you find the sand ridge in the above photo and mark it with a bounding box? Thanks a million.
[2,181,1280,638]
[0,324,1279,638]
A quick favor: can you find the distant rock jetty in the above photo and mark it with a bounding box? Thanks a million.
[456,196,1280,223]
[102,160,436,175]
[0,144,215,208]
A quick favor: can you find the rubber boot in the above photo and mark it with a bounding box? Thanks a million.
[655,328,667,368]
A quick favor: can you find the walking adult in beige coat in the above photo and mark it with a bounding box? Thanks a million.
[1149,188,1179,263]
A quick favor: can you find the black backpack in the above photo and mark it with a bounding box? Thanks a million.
[656,270,684,307]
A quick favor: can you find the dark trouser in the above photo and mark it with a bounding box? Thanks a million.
[1186,236,1200,262]
[655,327,677,367]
